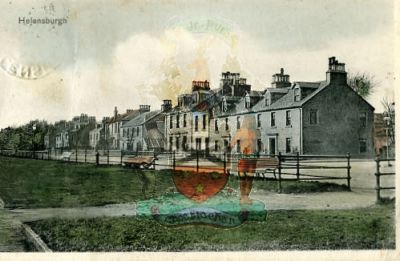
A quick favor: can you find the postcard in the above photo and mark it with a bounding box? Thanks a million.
[0,0,397,260]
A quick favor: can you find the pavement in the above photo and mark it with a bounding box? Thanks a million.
[9,203,137,223]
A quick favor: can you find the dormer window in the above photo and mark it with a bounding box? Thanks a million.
[245,93,251,109]
[222,97,228,112]
[265,92,271,106]
[294,87,301,102]
[265,97,270,106]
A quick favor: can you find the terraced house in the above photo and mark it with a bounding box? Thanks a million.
[120,102,170,152]
[166,57,375,158]
[104,106,141,150]
[213,57,375,157]
[165,73,251,154]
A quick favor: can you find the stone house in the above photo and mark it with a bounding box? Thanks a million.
[54,120,71,150]
[166,81,214,153]
[68,114,96,149]
[104,107,141,150]
[89,123,102,149]
[208,57,375,158]
[121,101,170,152]
[165,74,250,154]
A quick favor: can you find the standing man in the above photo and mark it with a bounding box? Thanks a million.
[230,116,258,205]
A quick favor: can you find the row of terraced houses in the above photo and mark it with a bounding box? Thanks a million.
[45,57,375,157]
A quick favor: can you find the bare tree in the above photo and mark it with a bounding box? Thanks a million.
[381,96,395,116]
[347,72,376,98]
[381,96,395,148]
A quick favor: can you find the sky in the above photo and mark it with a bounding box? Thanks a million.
[0,0,396,128]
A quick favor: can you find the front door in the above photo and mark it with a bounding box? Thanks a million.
[269,137,276,156]
[196,138,201,151]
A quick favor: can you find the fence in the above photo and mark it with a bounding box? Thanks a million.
[0,149,352,192]
[219,152,351,192]
[149,151,352,193]
[0,149,126,165]
[375,155,396,202]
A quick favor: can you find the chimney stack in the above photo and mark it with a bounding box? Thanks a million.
[326,56,346,85]
[139,105,151,114]
[271,68,291,88]
[114,106,118,118]
[192,80,210,92]
[162,100,172,112]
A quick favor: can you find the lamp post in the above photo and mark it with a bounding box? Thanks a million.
[383,112,392,166]
[32,124,36,159]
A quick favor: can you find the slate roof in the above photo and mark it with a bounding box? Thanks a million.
[220,90,264,115]
[248,81,327,112]
[249,90,264,97]
[144,128,165,149]
[143,120,165,149]
[123,110,161,128]
[156,121,165,134]
[265,87,290,93]
[293,81,322,89]
[107,110,140,124]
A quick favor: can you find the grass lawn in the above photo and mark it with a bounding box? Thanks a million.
[0,156,350,209]
[29,203,395,251]
[0,209,29,251]
[0,156,174,208]
[227,176,349,193]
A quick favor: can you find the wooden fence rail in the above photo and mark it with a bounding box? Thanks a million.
[375,155,396,202]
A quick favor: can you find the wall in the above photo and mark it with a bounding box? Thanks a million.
[209,115,232,157]
[258,108,301,155]
[165,110,193,152]
[302,84,374,157]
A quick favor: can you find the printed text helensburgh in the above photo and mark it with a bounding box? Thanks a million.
[19,17,67,26]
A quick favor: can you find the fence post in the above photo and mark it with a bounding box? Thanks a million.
[107,150,110,165]
[223,152,227,175]
[296,152,300,180]
[153,151,156,170]
[41,152,44,160]
[85,149,87,163]
[278,152,282,193]
[48,149,50,160]
[173,151,176,171]
[346,152,351,191]
[75,148,78,163]
[120,150,123,165]
[96,151,100,166]
[375,155,381,202]
[196,150,199,173]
